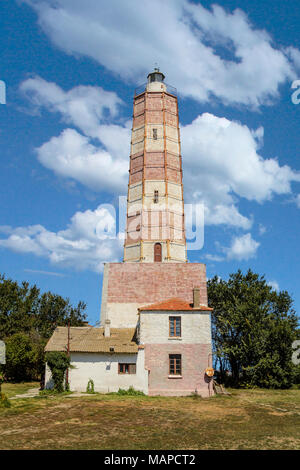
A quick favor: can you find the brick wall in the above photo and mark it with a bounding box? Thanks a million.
[105,262,208,305]
[144,343,212,396]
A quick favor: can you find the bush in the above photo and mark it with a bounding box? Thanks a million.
[116,386,145,396]
[45,351,71,392]
[0,393,11,408]
[86,379,95,394]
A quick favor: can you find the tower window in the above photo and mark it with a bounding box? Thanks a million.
[154,242,162,262]
[154,190,159,203]
[153,128,158,140]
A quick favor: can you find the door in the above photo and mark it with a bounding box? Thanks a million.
[154,243,162,262]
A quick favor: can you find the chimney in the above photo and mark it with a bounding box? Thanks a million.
[104,319,111,337]
[193,288,200,309]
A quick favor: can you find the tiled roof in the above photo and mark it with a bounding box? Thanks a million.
[45,326,138,354]
[138,298,213,312]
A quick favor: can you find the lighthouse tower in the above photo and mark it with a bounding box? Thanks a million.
[100,70,209,331]
[124,69,186,263]
[45,69,214,398]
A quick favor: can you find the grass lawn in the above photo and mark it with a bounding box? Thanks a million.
[0,386,299,450]
[1,382,40,398]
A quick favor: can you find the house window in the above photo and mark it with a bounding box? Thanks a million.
[118,363,136,374]
[169,316,181,337]
[154,190,159,203]
[153,128,158,140]
[169,354,182,375]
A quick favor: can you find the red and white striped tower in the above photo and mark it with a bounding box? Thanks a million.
[124,69,187,263]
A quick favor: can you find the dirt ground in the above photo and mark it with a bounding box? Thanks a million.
[0,387,299,450]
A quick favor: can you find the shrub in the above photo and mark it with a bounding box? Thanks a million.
[86,379,95,394]
[116,386,145,396]
[0,393,11,408]
[45,351,71,392]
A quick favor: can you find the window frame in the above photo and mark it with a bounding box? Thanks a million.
[118,363,136,374]
[169,316,181,338]
[169,354,182,376]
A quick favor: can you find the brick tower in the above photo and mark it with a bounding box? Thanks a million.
[46,69,214,398]
[101,69,209,329]
[124,69,187,263]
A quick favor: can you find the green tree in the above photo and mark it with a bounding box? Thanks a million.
[208,270,299,388]
[3,332,41,382]
[34,292,86,339]
[0,274,87,382]
[0,274,40,338]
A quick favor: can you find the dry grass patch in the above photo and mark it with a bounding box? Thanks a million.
[0,389,299,450]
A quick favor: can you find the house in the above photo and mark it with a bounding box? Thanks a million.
[45,289,213,396]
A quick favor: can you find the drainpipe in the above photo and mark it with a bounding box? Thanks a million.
[208,352,213,397]
[193,288,200,308]
[65,320,70,390]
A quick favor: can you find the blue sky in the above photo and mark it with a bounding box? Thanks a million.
[0,0,300,325]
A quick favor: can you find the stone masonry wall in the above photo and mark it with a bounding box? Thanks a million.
[105,262,207,305]
[100,262,208,328]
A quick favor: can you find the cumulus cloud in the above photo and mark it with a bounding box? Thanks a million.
[21,77,131,193]
[181,113,300,226]
[36,127,129,193]
[205,233,260,262]
[224,233,260,261]
[20,76,123,139]
[21,76,300,229]
[23,0,297,107]
[0,207,123,272]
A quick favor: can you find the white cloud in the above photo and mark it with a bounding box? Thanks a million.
[285,47,300,71]
[20,76,123,139]
[181,113,300,227]
[24,269,67,278]
[24,0,297,107]
[267,280,280,292]
[21,77,131,194]
[205,232,260,262]
[22,77,300,229]
[258,224,267,235]
[0,206,123,272]
[36,128,129,193]
[223,233,260,261]
[204,254,225,262]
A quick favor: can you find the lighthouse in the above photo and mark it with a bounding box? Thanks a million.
[124,69,186,263]
[45,70,214,397]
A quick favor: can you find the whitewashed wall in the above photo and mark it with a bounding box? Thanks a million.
[45,351,148,394]
[139,311,212,345]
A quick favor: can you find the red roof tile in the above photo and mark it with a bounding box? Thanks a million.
[138,298,213,312]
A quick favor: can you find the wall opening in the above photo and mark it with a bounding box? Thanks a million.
[154,242,162,262]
